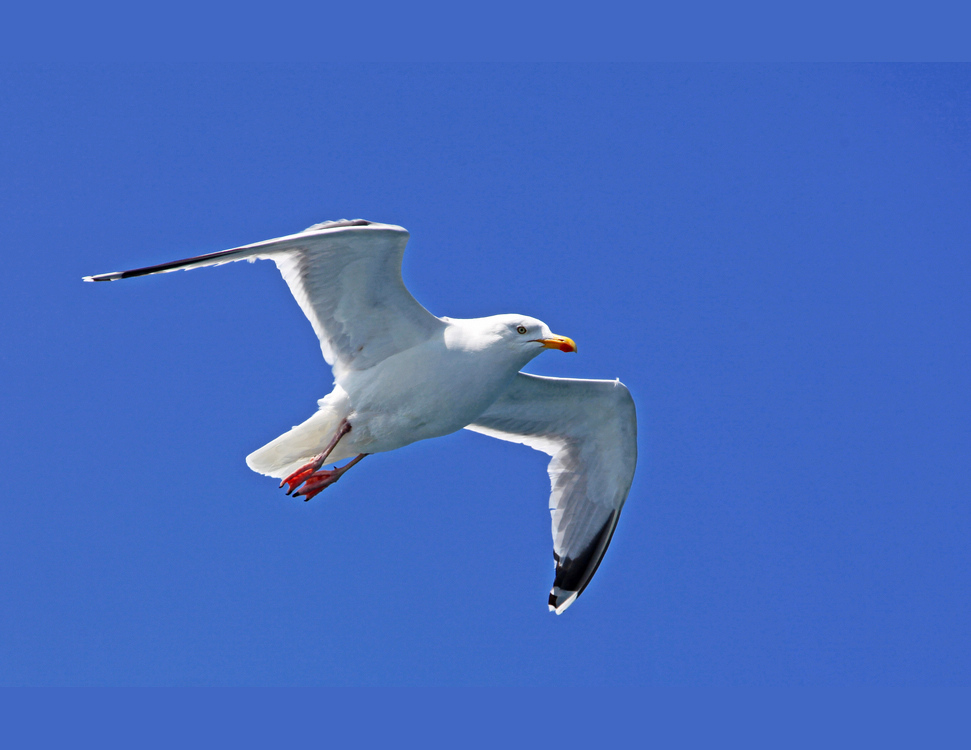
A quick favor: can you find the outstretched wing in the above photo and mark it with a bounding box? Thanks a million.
[84,219,444,378]
[466,373,637,614]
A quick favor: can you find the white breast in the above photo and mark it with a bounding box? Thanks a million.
[337,334,522,455]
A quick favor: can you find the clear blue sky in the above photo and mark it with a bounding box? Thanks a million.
[1,65,968,686]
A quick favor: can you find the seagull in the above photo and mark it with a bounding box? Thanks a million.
[84,219,637,613]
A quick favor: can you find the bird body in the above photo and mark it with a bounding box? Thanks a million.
[84,220,636,613]
[331,316,545,456]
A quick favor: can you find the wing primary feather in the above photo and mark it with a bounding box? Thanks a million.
[81,220,378,282]
[549,508,620,614]
[82,246,248,282]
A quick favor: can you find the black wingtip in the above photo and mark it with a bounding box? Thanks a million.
[550,509,621,612]
[82,245,251,284]
[84,270,144,281]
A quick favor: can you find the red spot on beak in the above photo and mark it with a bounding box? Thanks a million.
[533,335,577,352]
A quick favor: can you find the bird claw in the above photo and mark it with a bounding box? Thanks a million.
[281,471,309,495]
[292,469,342,501]
[280,450,367,501]
[280,457,324,495]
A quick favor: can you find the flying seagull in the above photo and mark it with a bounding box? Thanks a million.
[84,219,637,613]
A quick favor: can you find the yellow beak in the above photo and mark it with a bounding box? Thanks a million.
[532,334,577,353]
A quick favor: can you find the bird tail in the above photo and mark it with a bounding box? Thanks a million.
[245,389,351,479]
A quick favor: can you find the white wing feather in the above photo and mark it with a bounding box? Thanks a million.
[466,373,637,613]
[83,220,444,378]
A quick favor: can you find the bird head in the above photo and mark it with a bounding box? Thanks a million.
[492,314,577,360]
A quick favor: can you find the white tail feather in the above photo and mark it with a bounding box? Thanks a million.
[246,389,351,479]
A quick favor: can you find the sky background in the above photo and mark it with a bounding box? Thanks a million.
[0,65,968,686]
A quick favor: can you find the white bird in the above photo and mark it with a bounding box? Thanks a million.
[84,219,637,613]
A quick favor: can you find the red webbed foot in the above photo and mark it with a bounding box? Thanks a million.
[280,420,354,495]
[280,458,323,495]
[282,453,368,502]
[292,469,343,501]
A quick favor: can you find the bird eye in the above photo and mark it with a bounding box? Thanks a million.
[516,325,528,334]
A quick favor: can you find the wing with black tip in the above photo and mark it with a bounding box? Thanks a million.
[84,219,444,379]
[466,373,637,613]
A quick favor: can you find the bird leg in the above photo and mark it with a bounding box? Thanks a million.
[293,453,369,501]
[280,419,352,495]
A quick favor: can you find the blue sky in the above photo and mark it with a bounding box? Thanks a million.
[1,65,968,686]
